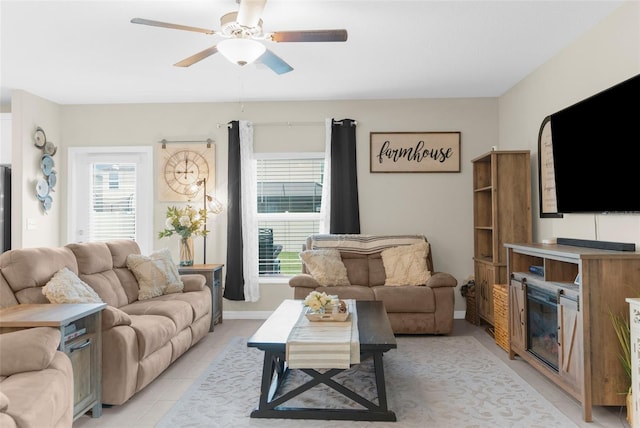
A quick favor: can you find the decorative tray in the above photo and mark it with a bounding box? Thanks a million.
[305,307,350,322]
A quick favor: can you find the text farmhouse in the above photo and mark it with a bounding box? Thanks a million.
[370,132,461,173]
[377,140,453,164]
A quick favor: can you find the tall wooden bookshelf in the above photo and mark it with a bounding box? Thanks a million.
[472,150,532,325]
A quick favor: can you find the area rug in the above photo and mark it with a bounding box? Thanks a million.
[157,336,578,428]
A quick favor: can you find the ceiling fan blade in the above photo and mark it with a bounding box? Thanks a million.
[174,46,219,67]
[236,0,267,28]
[131,17,216,35]
[257,49,293,75]
[270,29,348,43]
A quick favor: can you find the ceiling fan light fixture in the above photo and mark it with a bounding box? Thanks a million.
[217,38,266,66]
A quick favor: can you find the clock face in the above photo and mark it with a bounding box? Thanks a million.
[157,143,216,202]
[163,150,210,196]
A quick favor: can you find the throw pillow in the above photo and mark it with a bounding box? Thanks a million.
[42,267,103,303]
[381,241,431,286]
[299,249,350,286]
[126,248,184,301]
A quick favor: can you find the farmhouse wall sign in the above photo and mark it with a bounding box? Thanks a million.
[370,132,461,173]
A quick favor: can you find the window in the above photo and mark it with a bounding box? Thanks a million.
[90,163,136,239]
[256,154,324,276]
[68,147,153,253]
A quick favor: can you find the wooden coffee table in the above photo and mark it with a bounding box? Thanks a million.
[247,299,397,421]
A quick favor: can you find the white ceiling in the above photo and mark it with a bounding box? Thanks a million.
[0,0,625,106]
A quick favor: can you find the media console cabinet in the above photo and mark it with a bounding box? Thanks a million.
[505,242,640,422]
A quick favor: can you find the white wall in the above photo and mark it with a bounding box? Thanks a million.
[10,90,61,248]
[0,113,11,164]
[57,98,497,314]
[499,0,640,246]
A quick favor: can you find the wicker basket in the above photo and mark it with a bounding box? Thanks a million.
[493,284,509,352]
[464,284,480,325]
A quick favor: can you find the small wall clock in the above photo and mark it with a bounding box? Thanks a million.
[157,143,215,202]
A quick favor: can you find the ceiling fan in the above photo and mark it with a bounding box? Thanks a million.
[131,0,348,74]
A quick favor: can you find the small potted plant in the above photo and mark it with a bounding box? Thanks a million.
[610,310,632,424]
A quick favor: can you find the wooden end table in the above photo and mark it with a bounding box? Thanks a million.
[178,263,223,331]
[0,303,106,420]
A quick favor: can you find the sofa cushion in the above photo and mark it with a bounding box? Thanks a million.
[126,249,184,300]
[0,275,19,309]
[180,274,206,292]
[381,242,431,286]
[152,289,211,322]
[0,413,16,428]
[42,268,103,304]
[101,306,133,329]
[368,255,387,286]
[373,285,436,313]
[0,327,61,376]
[340,253,369,286]
[0,353,72,428]
[299,249,350,286]
[107,240,144,304]
[126,314,178,359]
[426,272,458,288]
[289,274,321,288]
[66,242,129,308]
[121,300,193,334]
[0,247,78,303]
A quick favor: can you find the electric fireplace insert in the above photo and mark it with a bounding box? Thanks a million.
[526,283,559,371]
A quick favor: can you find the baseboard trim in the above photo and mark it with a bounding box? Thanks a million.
[454,310,466,319]
[224,310,469,320]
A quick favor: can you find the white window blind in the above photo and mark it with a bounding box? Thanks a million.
[89,163,136,242]
[256,155,324,276]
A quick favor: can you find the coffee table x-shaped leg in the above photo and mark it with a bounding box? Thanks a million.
[250,348,397,422]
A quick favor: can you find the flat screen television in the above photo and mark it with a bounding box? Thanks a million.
[550,73,640,213]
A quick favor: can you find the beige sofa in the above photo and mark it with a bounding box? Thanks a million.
[0,240,211,406]
[0,327,73,428]
[289,234,457,334]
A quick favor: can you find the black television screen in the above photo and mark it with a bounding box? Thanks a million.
[550,73,640,213]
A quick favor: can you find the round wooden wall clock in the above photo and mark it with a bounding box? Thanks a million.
[158,143,215,202]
